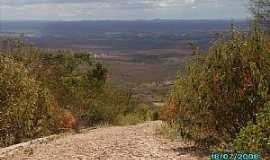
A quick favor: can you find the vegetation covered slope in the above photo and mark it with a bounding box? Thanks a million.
[0,38,153,148]
[0,56,58,147]
[162,25,270,158]
[157,1,270,157]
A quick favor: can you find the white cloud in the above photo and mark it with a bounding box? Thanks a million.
[0,0,249,20]
[0,0,240,7]
[185,0,195,4]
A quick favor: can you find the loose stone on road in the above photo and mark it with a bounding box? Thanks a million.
[0,121,208,160]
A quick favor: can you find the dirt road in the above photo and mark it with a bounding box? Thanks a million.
[0,121,208,160]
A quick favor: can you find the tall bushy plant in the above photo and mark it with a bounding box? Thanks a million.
[233,102,270,158]
[0,56,58,147]
[0,38,152,147]
[165,27,270,146]
[10,47,108,121]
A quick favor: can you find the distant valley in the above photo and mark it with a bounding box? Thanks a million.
[0,20,249,105]
[0,20,249,50]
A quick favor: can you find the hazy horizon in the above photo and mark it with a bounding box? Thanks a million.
[0,19,251,23]
[0,0,250,21]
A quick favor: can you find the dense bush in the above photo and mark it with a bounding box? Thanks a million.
[0,38,153,147]
[3,42,110,123]
[115,103,153,125]
[84,86,152,126]
[234,102,270,158]
[163,26,270,147]
[0,56,58,147]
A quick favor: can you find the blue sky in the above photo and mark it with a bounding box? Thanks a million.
[0,0,250,21]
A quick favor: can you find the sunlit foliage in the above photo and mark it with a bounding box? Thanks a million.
[0,38,152,147]
[0,56,59,147]
[163,26,270,154]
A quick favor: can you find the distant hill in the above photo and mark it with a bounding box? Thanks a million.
[0,20,249,51]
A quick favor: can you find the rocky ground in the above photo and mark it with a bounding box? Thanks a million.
[0,121,208,160]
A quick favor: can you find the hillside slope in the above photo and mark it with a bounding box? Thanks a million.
[0,121,208,160]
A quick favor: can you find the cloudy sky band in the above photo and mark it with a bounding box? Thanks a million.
[0,0,250,20]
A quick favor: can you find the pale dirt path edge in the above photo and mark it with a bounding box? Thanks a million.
[0,121,208,160]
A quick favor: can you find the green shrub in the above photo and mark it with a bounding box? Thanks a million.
[164,26,270,146]
[152,110,160,120]
[14,49,109,123]
[0,56,57,147]
[116,113,143,126]
[233,102,270,158]
[133,104,152,121]
[115,104,153,126]
[85,103,112,126]
[0,38,152,147]
[82,86,149,126]
[157,122,182,140]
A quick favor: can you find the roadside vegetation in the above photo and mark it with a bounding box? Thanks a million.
[1,1,269,156]
[161,24,270,159]
[161,1,270,159]
[0,38,153,148]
